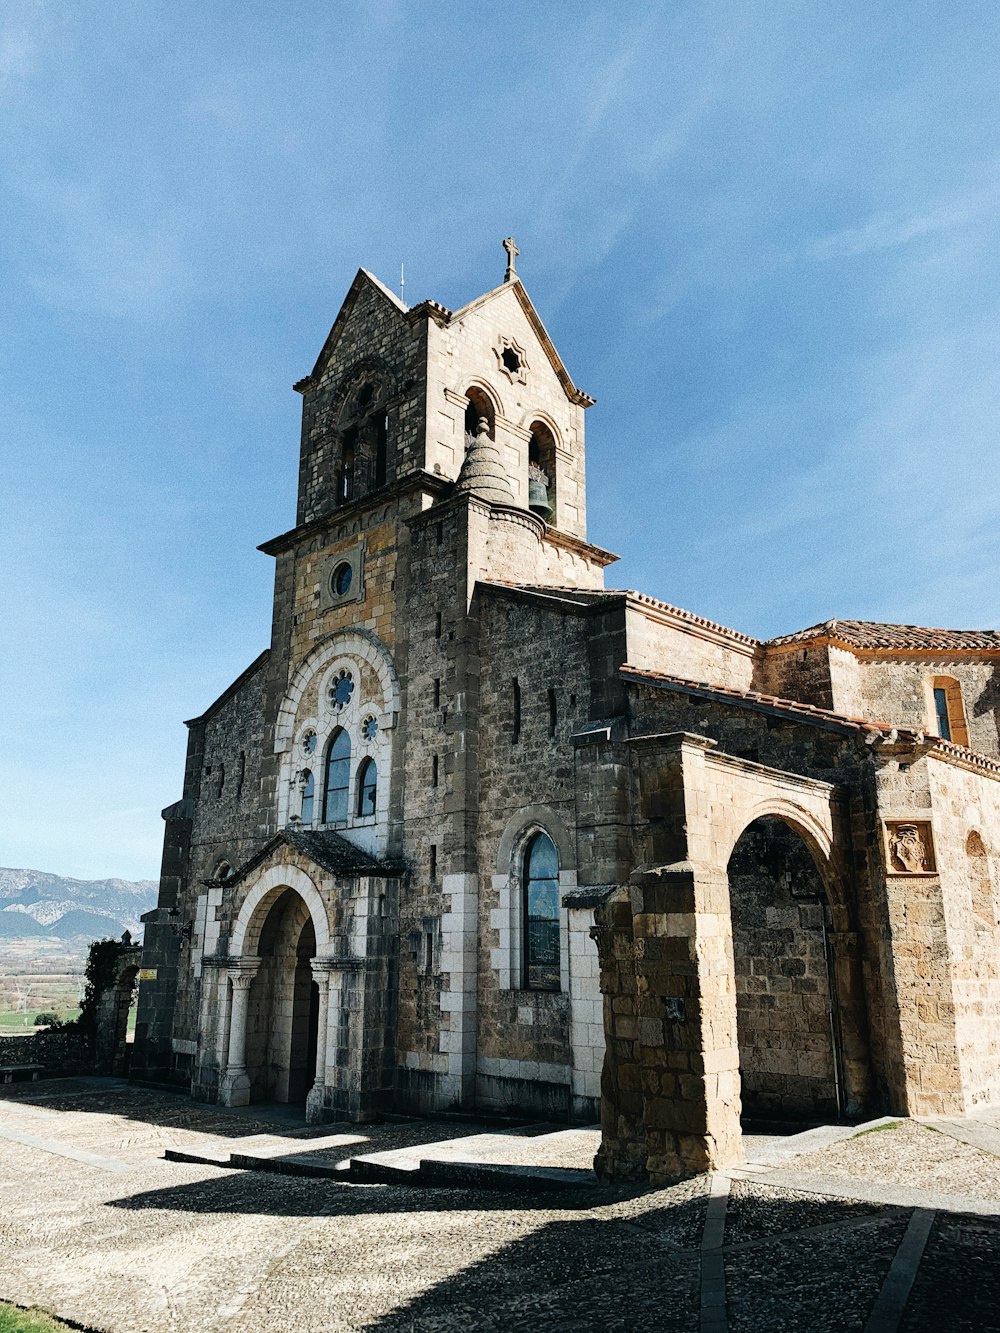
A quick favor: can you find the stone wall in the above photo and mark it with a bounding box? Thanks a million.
[728,817,838,1121]
[0,1030,92,1075]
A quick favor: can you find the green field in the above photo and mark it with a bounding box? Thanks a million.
[0,1303,74,1332]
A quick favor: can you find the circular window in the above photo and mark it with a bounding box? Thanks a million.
[327,668,355,711]
[301,729,317,755]
[331,562,353,597]
[361,715,379,741]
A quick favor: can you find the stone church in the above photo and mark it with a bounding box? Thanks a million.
[132,242,1000,1181]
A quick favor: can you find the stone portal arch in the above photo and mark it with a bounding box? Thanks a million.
[727,815,841,1124]
[230,864,332,958]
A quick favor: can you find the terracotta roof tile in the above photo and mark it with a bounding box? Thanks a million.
[767,619,1000,652]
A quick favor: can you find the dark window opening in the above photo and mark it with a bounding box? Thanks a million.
[356,756,377,818]
[463,388,495,445]
[433,677,441,708]
[523,832,560,991]
[501,347,521,374]
[300,769,315,824]
[934,687,952,741]
[216,764,225,798]
[429,844,437,881]
[436,521,443,546]
[423,928,435,975]
[548,688,557,738]
[512,677,521,745]
[432,754,439,787]
[236,751,246,799]
[435,611,442,640]
[323,728,351,824]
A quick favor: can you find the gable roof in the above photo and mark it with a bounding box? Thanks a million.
[294,268,410,392]
[209,827,406,889]
[767,619,1000,653]
[449,278,595,407]
[184,651,270,728]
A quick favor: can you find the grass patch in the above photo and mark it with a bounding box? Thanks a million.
[853,1120,901,1137]
[0,1304,75,1332]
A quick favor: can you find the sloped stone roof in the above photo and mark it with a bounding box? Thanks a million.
[767,619,1000,652]
[214,828,405,888]
[619,664,1000,776]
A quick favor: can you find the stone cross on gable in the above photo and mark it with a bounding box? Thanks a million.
[503,236,519,283]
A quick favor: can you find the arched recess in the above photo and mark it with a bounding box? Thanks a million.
[967,831,996,932]
[462,382,502,441]
[718,796,851,929]
[330,357,398,504]
[275,628,400,756]
[242,889,319,1103]
[230,863,332,958]
[726,814,853,1124]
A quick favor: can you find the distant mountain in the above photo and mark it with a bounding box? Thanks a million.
[0,868,158,946]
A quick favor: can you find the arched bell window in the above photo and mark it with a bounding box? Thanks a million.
[356,756,377,818]
[522,831,560,990]
[323,728,351,824]
[527,421,556,522]
[299,769,315,825]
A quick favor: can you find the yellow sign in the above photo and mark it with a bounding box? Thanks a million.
[138,968,158,981]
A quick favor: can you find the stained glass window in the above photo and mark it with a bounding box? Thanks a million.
[523,832,560,990]
[323,729,351,823]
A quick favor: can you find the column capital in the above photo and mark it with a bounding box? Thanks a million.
[227,958,260,988]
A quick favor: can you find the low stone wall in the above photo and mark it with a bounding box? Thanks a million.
[0,1030,94,1076]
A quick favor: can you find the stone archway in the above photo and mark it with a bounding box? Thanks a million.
[243,890,319,1103]
[727,815,840,1124]
[220,870,331,1109]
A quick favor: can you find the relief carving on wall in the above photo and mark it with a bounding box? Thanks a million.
[885,821,936,874]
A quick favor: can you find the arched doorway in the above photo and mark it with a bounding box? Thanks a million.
[727,816,841,1125]
[243,889,319,1104]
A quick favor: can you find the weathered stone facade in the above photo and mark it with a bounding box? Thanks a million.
[132,247,1000,1183]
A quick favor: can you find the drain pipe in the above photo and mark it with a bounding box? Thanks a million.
[794,889,846,1121]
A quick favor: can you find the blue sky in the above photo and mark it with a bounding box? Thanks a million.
[2,2,999,880]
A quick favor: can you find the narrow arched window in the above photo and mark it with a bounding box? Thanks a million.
[523,832,560,990]
[463,387,495,447]
[300,769,315,825]
[323,728,351,823]
[527,421,556,522]
[356,757,377,818]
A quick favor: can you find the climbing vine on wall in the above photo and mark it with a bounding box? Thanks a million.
[67,938,135,1036]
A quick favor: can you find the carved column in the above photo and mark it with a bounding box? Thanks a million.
[219,959,259,1107]
[305,958,333,1124]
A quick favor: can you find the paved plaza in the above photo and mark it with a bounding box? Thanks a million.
[1,1080,1000,1331]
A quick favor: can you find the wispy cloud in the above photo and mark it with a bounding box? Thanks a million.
[807,203,973,261]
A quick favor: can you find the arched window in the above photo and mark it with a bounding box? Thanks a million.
[299,769,315,825]
[523,832,560,990]
[527,421,556,522]
[337,378,390,505]
[929,676,969,746]
[323,728,351,824]
[463,387,495,447]
[356,757,377,818]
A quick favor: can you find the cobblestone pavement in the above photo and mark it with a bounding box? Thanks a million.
[2,1081,1000,1331]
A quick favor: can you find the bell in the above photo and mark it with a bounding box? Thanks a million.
[528,475,553,520]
